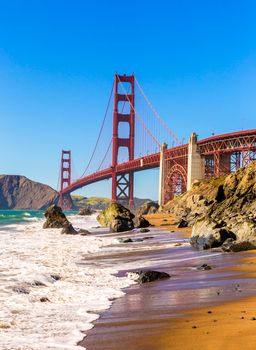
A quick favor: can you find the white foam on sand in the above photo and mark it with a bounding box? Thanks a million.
[0,214,135,350]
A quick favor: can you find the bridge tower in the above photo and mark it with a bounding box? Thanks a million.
[59,150,71,208]
[112,73,135,208]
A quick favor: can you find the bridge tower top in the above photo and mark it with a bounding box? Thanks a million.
[112,73,135,207]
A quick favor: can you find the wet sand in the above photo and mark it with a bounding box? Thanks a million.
[79,214,256,350]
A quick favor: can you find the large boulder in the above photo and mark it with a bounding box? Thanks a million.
[97,203,135,232]
[136,201,159,216]
[221,238,256,252]
[110,217,134,232]
[133,215,150,228]
[190,218,236,250]
[43,205,70,228]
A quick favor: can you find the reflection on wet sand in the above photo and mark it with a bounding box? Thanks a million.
[80,227,256,350]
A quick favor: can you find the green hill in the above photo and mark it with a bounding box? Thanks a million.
[71,195,154,210]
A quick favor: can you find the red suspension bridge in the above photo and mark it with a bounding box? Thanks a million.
[59,73,256,209]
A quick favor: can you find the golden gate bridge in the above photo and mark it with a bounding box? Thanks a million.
[59,73,256,209]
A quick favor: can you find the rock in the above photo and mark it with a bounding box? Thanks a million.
[140,228,150,233]
[110,217,134,232]
[97,203,134,232]
[129,270,170,283]
[78,208,94,216]
[221,238,256,252]
[190,219,236,250]
[117,237,133,243]
[136,201,159,216]
[12,287,30,294]
[50,274,61,282]
[78,228,91,235]
[40,297,50,302]
[197,263,213,270]
[176,219,188,228]
[61,223,78,235]
[43,205,70,229]
[133,215,150,228]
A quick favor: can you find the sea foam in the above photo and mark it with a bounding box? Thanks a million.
[0,213,134,350]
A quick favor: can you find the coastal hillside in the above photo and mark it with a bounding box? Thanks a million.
[0,175,73,210]
[72,195,154,210]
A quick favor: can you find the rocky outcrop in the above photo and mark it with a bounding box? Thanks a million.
[43,205,70,229]
[0,175,74,210]
[97,203,135,232]
[136,201,159,216]
[163,161,256,251]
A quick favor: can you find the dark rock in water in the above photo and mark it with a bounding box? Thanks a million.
[136,201,159,216]
[133,238,144,242]
[197,263,213,271]
[176,219,188,228]
[12,287,30,294]
[50,274,61,282]
[133,215,150,228]
[222,238,256,252]
[140,228,150,233]
[142,236,154,239]
[78,208,94,216]
[40,297,50,302]
[97,203,134,232]
[30,280,47,287]
[78,228,91,235]
[131,270,170,284]
[43,205,70,229]
[117,237,133,243]
[61,223,78,235]
[110,217,134,233]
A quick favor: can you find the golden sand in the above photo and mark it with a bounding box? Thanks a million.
[147,213,256,350]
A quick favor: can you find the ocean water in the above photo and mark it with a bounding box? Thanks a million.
[0,210,136,350]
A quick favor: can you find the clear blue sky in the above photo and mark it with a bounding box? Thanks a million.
[0,0,255,200]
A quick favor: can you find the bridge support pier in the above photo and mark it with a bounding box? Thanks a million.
[187,133,204,190]
[158,143,167,206]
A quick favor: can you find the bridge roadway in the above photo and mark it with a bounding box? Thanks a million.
[61,129,256,196]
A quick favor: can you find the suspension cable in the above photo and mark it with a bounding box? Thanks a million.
[135,77,181,145]
[117,76,161,148]
[79,81,114,178]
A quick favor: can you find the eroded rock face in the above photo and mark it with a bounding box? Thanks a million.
[43,205,70,229]
[97,203,135,232]
[163,161,256,251]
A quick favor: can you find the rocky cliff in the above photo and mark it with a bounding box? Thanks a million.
[163,161,256,251]
[0,175,73,210]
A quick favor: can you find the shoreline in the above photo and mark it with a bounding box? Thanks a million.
[79,213,256,350]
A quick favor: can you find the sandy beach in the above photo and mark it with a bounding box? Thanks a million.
[80,213,256,350]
